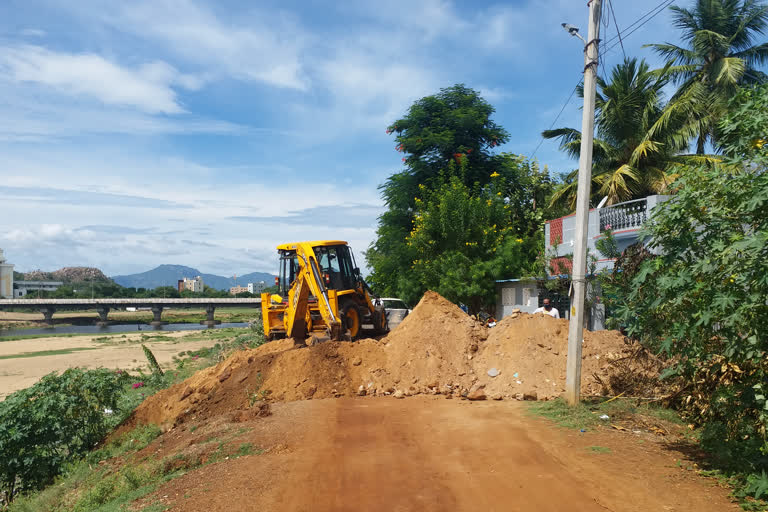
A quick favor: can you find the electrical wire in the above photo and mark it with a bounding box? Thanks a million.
[607,0,626,60]
[530,82,581,160]
[531,0,676,159]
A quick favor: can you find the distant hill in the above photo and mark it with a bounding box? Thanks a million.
[24,267,111,283]
[112,264,275,291]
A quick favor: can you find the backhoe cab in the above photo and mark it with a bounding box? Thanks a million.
[261,241,389,342]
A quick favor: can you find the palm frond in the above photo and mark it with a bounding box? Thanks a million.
[711,56,746,87]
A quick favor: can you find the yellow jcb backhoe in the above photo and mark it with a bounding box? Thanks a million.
[261,240,389,342]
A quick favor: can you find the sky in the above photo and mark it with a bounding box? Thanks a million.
[0,0,682,277]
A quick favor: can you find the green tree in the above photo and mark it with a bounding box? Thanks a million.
[647,0,768,153]
[368,85,547,299]
[615,88,768,482]
[404,163,540,312]
[544,58,706,208]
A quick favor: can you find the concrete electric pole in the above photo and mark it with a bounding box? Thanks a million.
[564,0,602,406]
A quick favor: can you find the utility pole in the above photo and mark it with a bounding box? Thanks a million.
[565,0,602,406]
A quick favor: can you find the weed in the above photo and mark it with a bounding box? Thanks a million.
[588,446,612,454]
[237,443,255,456]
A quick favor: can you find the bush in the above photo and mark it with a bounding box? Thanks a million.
[0,368,129,502]
[616,159,768,484]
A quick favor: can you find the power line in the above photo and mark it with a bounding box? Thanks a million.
[531,0,676,159]
[530,82,581,159]
[602,0,674,52]
[607,0,626,60]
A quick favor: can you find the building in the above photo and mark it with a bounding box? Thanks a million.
[230,285,249,295]
[13,281,64,298]
[178,276,204,293]
[247,282,266,295]
[496,195,671,331]
[0,249,13,299]
[544,195,670,273]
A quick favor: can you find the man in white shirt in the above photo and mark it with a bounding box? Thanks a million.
[534,298,560,319]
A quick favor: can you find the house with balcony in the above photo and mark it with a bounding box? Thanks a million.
[544,195,670,273]
[495,195,671,330]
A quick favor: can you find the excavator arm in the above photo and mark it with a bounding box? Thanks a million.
[284,242,344,340]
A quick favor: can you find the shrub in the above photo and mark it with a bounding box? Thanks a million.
[0,368,128,502]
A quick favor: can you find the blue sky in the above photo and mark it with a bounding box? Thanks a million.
[0,0,680,276]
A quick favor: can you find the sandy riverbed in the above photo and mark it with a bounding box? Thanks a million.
[0,330,222,399]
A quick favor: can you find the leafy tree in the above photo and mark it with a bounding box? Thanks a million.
[544,58,710,208]
[404,163,540,312]
[370,154,552,310]
[367,86,557,301]
[367,85,511,296]
[647,0,768,153]
[615,88,768,482]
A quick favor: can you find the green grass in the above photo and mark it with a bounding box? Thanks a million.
[528,397,685,431]
[588,446,612,454]
[0,347,100,359]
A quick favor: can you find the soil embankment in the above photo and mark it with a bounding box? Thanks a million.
[125,291,663,430]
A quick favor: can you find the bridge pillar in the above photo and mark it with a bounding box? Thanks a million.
[96,306,110,327]
[41,307,55,325]
[150,307,165,327]
[202,305,220,327]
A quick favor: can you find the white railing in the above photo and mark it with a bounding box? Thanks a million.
[599,198,648,232]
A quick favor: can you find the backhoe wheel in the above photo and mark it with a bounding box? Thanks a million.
[341,303,362,340]
[372,307,389,335]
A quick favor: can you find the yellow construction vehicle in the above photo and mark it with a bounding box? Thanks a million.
[261,240,389,342]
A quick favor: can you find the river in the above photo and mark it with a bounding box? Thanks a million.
[0,322,250,338]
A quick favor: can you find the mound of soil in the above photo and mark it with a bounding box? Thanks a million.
[473,313,662,400]
[123,291,665,431]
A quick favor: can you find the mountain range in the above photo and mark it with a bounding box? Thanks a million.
[112,264,275,291]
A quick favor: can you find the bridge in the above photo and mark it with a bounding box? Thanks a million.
[0,298,262,327]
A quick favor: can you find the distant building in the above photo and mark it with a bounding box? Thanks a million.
[247,282,266,295]
[179,276,204,293]
[230,285,249,296]
[13,281,64,298]
[0,249,13,299]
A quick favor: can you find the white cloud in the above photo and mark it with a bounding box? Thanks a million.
[20,28,46,37]
[0,45,198,113]
[96,0,308,90]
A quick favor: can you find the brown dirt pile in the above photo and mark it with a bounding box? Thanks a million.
[123,291,665,431]
[474,314,665,400]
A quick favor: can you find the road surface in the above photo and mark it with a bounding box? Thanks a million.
[151,397,738,512]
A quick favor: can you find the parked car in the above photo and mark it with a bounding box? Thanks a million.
[378,297,411,330]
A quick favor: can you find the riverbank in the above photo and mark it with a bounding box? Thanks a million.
[0,327,251,399]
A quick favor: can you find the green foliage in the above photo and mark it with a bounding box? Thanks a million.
[615,122,768,489]
[403,163,539,311]
[386,83,509,188]
[0,369,128,502]
[367,86,555,307]
[719,83,768,157]
[141,344,164,376]
[544,58,706,208]
[368,85,551,304]
[647,0,768,153]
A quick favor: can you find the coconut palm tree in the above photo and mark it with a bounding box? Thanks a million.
[544,58,700,209]
[646,0,768,153]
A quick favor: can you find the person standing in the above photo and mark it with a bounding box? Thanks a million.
[534,298,560,319]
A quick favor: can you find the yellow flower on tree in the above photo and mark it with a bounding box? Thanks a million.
[490,171,500,178]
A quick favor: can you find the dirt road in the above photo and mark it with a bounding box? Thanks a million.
[153,397,737,512]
